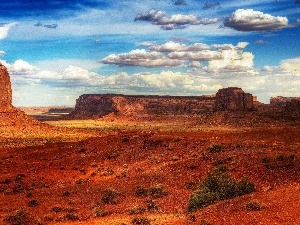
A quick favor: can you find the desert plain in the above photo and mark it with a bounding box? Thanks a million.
[1,107,300,225]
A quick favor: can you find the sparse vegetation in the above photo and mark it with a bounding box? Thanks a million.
[209,144,224,153]
[92,206,110,217]
[129,206,146,215]
[51,206,63,213]
[245,201,263,211]
[4,209,30,225]
[1,111,299,225]
[132,217,150,225]
[28,199,39,207]
[188,165,255,212]
[146,200,161,213]
[101,188,120,204]
[135,184,168,198]
[64,213,80,221]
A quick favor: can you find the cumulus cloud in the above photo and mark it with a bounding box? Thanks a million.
[0,51,5,57]
[1,59,37,75]
[102,49,184,67]
[134,9,221,30]
[102,41,255,74]
[0,22,17,39]
[35,65,100,86]
[205,43,257,74]
[280,58,300,76]
[6,58,300,106]
[224,9,289,31]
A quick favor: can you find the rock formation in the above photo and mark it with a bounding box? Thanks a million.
[0,63,41,127]
[285,99,300,113]
[0,64,13,109]
[214,87,254,111]
[69,94,216,119]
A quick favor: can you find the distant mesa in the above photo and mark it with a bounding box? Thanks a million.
[68,87,257,119]
[69,86,300,120]
[214,87,254,111]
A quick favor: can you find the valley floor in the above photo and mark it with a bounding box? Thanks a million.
[0,116,299,224]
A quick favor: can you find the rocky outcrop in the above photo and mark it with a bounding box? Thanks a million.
[0,64,42,127]
[285,99,300,113]
[270,96,300,108]
[0,64,12,109]
[214,87,254,111]
[69,94,216,119]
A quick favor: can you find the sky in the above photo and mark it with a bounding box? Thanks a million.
[0,0,299,106]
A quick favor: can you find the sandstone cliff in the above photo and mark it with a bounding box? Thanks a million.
[0,64,42,127]
[285,99,300,113]
[68,94,216,119]
[214,87,254,111]
[0,64,12,109]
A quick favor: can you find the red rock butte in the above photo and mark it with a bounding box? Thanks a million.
[0,64,41,127]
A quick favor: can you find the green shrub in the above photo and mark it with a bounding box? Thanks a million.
[101,188,120,204]
[188,165,255,212]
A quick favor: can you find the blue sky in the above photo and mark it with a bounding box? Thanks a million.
[0,0,299,106]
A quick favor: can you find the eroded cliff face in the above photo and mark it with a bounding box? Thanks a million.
[0,64,42,127]
[69,94,216,119]
[285,99,300,113]
[214,87,254,111]
[0,64,12,109]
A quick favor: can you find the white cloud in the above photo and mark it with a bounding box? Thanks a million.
[101,41,255,73]
[0,22,17,39]
[1,59,37,75]
[224,9,289,31]
[205,43,257,74]
[280,58,300,76]
[134,9,221,30]
[6,57,300,106]
[101,49,184,67]
[0,50,5,57]
[35,59,101,71]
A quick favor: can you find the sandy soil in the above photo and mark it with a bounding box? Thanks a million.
[0,116,299,225]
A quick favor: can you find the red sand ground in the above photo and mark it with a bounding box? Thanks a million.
[0,119,299,224]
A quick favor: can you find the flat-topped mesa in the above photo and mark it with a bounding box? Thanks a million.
[69,94,216,119]
[0,64,12,108]
[214,87,255,111]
